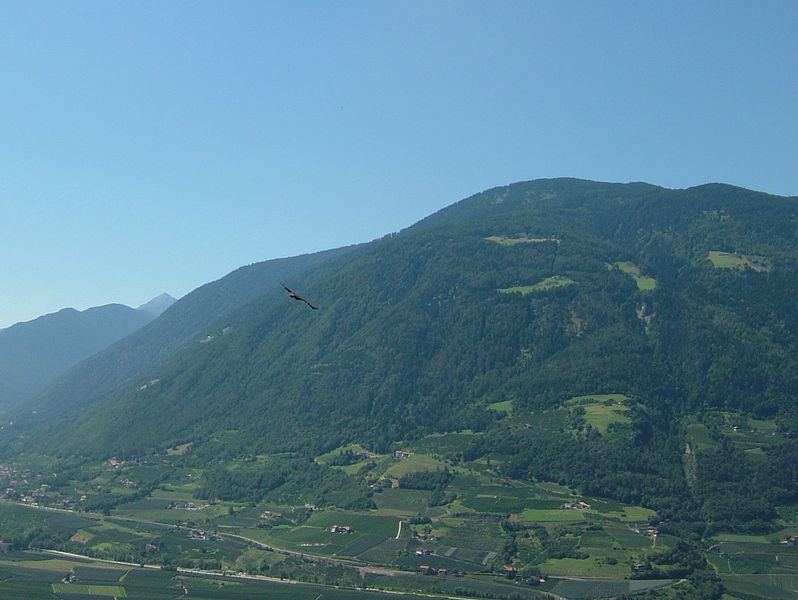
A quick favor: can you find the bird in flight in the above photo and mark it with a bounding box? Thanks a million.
[281,283,318,310]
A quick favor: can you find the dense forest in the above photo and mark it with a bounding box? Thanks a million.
[3,178,798,541]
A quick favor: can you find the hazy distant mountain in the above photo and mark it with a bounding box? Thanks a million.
[24,246,358,414]
[137,293,177,316]
[0,304,155,410]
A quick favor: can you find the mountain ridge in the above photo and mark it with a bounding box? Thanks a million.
[22,244,361,415]
[0,302,156,410]
[11,178,797,467]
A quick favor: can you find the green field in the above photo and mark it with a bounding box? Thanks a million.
[383,453,446,478]
[565,394,631,433]
[486,235,559,245]
[612,261,657,290]
[498,276,576,295]
[314,443,371,465]
[708,250,772,272]
[488,400,513,415]
[520,508,587,522]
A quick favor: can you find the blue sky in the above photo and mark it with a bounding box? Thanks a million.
[1,0,796,327]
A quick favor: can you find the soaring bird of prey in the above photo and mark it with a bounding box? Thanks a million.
[281,283,318,310]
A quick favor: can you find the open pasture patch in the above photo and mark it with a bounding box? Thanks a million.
[488,400,513,415]
[521,508,587,523]
[611,261,657,290]
[315,443,371,465]
[565,394,630,433]
[486,235,559,246]
[708,250,772,272]
[498,275,576,295]
[383,453,445,478]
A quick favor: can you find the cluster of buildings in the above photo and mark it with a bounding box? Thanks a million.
[562,500,591,510]
[329,524,353,534]
[189,528,221,541]
[419,565,447,576]
[171,500,208,511]
[260,510,283,519]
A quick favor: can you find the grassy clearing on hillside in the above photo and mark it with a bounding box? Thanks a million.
[565,394,631,433]
[488,400,513,415]
[384,453,445,478]
[498,276,576,295]
[314,443,371,465]
[612,261,657,290]
[708,250,772,272]
[521,508,587,522]
[485,235,560,245]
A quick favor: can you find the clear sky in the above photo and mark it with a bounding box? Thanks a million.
[1,1,796,328]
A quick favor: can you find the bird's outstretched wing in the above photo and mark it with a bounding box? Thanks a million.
[281,283,318,310]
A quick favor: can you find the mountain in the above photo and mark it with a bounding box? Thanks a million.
[136,293,176,316]
[0,304,155,410]
[6,178,798,533]
[23,245,358,415]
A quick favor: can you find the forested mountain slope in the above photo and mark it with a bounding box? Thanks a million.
[7,178,798,533]
[0,303,155,410]
[25,245,357,414]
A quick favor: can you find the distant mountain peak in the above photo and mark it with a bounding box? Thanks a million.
[137,293,177,316]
